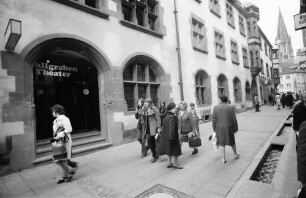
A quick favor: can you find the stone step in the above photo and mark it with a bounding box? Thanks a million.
[33,142,112,165]
[36,131,101,147]
[37,136,106,155]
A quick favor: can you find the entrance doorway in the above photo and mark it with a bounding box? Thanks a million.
[33,50,100,140]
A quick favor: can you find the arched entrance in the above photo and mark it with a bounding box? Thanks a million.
[22,36,111,141]
[194,70,212,105]
[233,77,242,102]
[245,81,251,101]
[251,78,257,100]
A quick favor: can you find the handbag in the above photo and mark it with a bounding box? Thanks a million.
[188,131,202,148]
[51,127,69,157]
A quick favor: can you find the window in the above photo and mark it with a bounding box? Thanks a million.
[191,16,208,53]
[217,75,228,96]
[242,47,249,67]
[264,43,268,56]
[233,78,242,102]
[245,81,251,101]
[123,62,160,111]
[85,0,98,8]
[287,83,291,88]
[259,35,262,49]
[122,0,159,31]
[214,30,226,60]
[284,55,288,59]
[266,64,269,77]
[286,75,290,79]
[209,0,221,17]
[250,51,254,67]
[260,59,263,71]
[226,3,235,28]
[195,71,211,105]
[231,40,239,64]
[239,15,246,36]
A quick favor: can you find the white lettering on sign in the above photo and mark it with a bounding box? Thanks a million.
[34,62,78,77]
[294,13,306,30]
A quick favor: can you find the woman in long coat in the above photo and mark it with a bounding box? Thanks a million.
[212,95,240,163]
[135,98,147,158]
[178,102,199,155]
[159,103,183,169]
[297,121,306,197]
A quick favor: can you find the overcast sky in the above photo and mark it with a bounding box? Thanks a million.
[240,0,304,53]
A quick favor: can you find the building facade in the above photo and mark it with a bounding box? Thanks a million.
[278,71,306,94]
[0,0,268,172]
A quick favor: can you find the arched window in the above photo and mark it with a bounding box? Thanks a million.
[195,70,211,105]
[233,77,242,102]
[217,74,228,96]
[123,62,160,111]
[245,81,251,101]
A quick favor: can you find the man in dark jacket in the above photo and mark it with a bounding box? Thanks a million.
[297,121,306,198]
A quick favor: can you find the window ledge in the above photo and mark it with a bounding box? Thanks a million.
[120,20,164,39]
[227,22,235,29]
[51,0,109,19]
[193,47,208,54]
[244,65,250,69]
[210,9,221,18]
[216,54,226,61]
[232,60,240,65]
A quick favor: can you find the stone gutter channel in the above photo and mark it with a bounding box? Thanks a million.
[226,110,300,198]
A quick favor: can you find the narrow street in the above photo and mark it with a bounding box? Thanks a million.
[0,106,293,198]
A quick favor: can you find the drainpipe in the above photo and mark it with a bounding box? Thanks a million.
[173,0,184,101]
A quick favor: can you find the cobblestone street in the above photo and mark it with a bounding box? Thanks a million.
[0,106,296,198]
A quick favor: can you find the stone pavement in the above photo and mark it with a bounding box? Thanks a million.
[0,106,293,198]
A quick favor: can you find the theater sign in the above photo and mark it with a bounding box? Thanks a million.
[294,12,306,30]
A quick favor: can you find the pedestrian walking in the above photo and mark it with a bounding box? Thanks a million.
[142,98,161,163]
[275,93,281,110]
[135,98,147,158]
[254,95,260,112]
[159,103,183,169]
[212,95,240,164]
[178,101,199,155]
[286,92,294,108]
[293,92,306,149]
[268,94,273,106]
[190,103,201,137]
[51,104,77,184]
[281,93,286,108]
[297,121,306,198]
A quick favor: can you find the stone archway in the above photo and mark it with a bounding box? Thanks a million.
[22,35,112,141]
[217,74,229,97]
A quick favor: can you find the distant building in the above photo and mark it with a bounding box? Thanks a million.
[278,70,306,94]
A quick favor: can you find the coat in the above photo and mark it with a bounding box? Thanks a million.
[158,112,182,157]
[178,110,195,134]
[297,121,306,183]
[142,107,161,136]
[53,115,72,160]
[212,103,238,146]
[293,102,306,131]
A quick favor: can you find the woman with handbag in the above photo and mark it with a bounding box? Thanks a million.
[135,98,148,158]
[212,95,240,164]
[178,101,199,155]
[51,104,75,184]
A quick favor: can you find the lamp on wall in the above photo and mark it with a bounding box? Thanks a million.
[4,19,22,51]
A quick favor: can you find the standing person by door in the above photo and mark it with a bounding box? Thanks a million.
[212,95,240,164]
[142,99,161,163]
[135,98,147,158]
[254,95,260,112]
[51,104,78,183]
[178,102,199,155]
[190,103,201,137]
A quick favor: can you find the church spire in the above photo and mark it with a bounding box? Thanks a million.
[276,8,289,41]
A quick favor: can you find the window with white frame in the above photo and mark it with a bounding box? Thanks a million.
[209,0,221,17]
[239,15,246,36]
[191,16,208,53]
[231,40,239,64]
[214,30,226,59]
[226,3,235,28]
[242,47,249,67]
